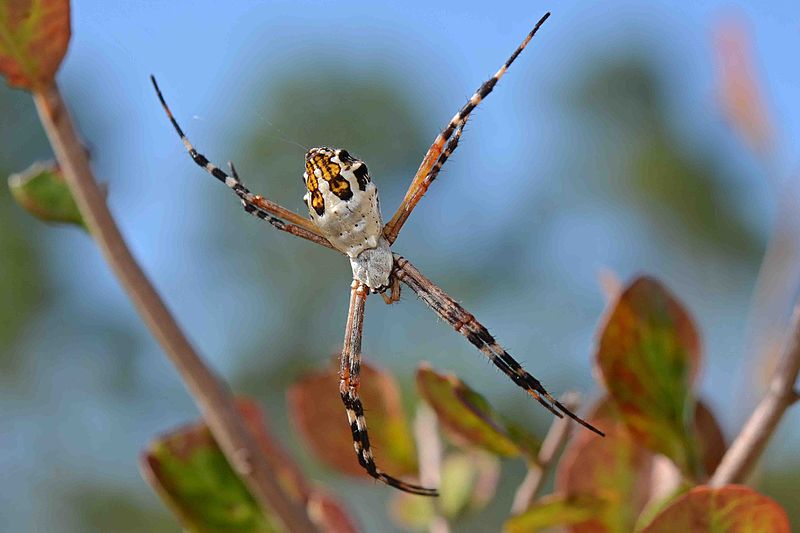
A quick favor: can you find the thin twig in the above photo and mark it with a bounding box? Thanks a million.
[32,82,316,532]
[709,303,800,486]
[414,404,450,533]
[511,393,580,514]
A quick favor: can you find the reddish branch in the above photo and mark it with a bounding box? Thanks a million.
[32,82,316,532]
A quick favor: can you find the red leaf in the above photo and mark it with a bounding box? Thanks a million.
[640,485,790,533]
[288,360,417,478]
[0,0,71,89]
[595,276,702,475]
[556,400,658,532]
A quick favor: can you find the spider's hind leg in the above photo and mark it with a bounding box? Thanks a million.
[394,255,605,437]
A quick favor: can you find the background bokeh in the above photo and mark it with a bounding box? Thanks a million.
[2,1,799,530]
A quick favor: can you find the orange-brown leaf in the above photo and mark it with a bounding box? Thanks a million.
[556,400,658,533]
[287,360,417,478]
[0,0,70,89]
[640,485,790,533]
[694,401,726,476]
[595,276,701,475]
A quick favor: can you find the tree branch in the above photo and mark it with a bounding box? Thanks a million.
[710,303,800,486]
[511,393,579,514]
[32,82,316,532]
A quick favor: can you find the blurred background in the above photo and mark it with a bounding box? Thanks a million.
[2,0,799,530]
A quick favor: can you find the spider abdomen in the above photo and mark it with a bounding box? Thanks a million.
[303,147,392,290]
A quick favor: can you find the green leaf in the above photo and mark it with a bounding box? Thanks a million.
[8,161,85,228]
[390,490,436,530]
[595,276,702,476]
[287,360,418,478]
[141,417,280,532]
[0,0,70,89]
[439,452,500,519]
[555,399,658,533]
[390,451,500,530]
[639,485,790,533]
[141,398,357,533]
[504,494,606,533]
[416,364,540,457]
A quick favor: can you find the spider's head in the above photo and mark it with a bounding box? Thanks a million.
[302,147,372,216]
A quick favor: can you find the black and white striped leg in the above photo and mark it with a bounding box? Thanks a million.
[384,12,551,244]
[150,75,334,250]
[340,281,439,496]
[393,255,605,437]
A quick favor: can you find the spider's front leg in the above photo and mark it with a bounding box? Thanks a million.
[340,281,438,496]
[151,76,335,250]
[383,12,550,245]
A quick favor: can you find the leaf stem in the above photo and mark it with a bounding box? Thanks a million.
[511,393,579,514]
[709,304,800,486]
[414,404,450,533]
[31,81,316,532]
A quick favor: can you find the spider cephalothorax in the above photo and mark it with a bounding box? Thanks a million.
[153,12,603,498]
[303,147,393,291]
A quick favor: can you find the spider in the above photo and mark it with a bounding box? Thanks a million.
[151,11,602,497]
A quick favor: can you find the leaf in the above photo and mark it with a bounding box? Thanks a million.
[390,490,436,530]
[0,0,70,89]
[8,161,85,228]
[391,451,500,529]
[416,364,540,457]
[555,399,658,533]
[141,412,280,532]
[504,494,607,533]
[439,452,500,519]
[141,398,356,533]
[694,401,726,476]
[640,485,790,533]
[287,360,418,478]
[595,276,702,475]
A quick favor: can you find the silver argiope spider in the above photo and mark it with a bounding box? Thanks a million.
[151,12,603,497]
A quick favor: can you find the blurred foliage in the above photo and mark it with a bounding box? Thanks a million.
[62,485,177,533]
[142,398,356,533]
[287,361,418,478]
[596,277,701,477]
[0,87,50,376]
[567,57,763,265]
[416,364,540,458]
[9,161,86,228]
[639,485,790,533]
[0,0,71,89]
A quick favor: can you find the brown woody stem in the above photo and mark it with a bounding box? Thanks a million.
[32,82,315,532]
[710,304,800,486]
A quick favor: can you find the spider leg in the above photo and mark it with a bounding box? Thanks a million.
[383,12,551,245]
[393,255,605,437]
[150,75,335,251]
[340,281,439,496]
